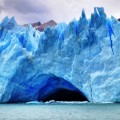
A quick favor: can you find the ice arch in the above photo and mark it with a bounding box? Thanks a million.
[37,75,88,102]
[4,74,88,103]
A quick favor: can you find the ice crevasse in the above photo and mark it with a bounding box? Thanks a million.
[0,7,120,103]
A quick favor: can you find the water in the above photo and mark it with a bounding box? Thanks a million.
[0,103,120,120]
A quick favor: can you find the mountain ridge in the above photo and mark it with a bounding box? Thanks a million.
[24,20,57,32]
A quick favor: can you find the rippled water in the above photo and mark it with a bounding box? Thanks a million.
[0,103,120,120]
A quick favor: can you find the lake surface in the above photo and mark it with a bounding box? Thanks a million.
[0,102,120,120]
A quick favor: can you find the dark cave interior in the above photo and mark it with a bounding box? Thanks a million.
[41,88,88,102]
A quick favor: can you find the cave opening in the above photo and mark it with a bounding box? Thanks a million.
[35,74,89,102]
[41,88,88,102]
[4,74,88,103]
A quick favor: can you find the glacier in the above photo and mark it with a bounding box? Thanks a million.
[0,7,120,103]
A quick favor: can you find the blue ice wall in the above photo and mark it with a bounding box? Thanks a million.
[0,7,120,103]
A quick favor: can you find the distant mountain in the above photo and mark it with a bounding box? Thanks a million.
[24,21,41,28]
[118,18,120,22]
[32,21,41,28]
[36,20,57,32]
[24,20,57,32]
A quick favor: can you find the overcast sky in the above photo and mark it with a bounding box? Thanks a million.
[0,0,120,24]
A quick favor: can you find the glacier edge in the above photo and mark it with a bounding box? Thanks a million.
[0,7,120,103]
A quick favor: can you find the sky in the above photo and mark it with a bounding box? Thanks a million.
[0,0,120,24]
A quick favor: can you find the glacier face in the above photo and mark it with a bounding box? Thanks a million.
[0,7,120,103]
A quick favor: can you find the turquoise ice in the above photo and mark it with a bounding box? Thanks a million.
[0,7,120,103]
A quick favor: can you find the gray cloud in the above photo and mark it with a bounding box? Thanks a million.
[2,0,49,14]
[0,0,120,24]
